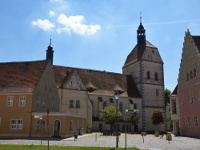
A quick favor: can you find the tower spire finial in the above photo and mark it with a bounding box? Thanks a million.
[50,34,52,46]
[140,11,142,24]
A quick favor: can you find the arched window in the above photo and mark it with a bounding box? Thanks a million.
[194,69,197,77]
[119,102,123,112]
[147,71,150,79]
[76,100,80,108]
[103,101,107,109]
[190,71,193,79]
[69,100,74,108]
[70,120,73,131]
[155,72,158,81]
[36,120,45,131]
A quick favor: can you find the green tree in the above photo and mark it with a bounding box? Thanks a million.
[101,106,122,133]
[165,88,171,106]
[127,112,138,132]
[151,110,164,131]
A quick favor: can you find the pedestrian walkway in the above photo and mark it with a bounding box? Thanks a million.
[0,133,200,150]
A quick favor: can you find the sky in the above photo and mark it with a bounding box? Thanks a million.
[1,0,200,92]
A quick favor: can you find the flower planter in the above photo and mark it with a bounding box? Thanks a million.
[166,134,172,141]
[141,132,147,136]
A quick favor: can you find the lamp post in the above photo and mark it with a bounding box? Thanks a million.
[47,108,49,150]
[39,116,43,145]
[125,109,128,148]
[114,91,119,147]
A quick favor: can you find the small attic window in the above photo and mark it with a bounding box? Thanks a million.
[98,97,103,102]
[129,99,133,104]
[110,98,114,103]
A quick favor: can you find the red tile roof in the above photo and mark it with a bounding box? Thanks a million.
[123,40,156,67]
[0,60,48,93]
[53,65,141,98]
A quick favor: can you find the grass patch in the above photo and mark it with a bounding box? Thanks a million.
[0,145,140,150]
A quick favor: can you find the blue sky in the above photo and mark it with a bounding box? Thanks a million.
[0,0,200,92]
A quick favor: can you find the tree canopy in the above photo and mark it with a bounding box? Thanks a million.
[151,110,164,127]
[101,106,122,125]
[165,88,171,106]
[127,112,138,125]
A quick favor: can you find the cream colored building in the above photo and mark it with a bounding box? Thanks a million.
[123,21,165,131]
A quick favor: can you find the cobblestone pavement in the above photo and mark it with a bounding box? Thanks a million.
[0,133,200,150]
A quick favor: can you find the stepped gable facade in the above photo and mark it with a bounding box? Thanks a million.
[177,30,200,137]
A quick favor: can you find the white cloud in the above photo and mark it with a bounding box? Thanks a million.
[49,11,56,16]
[56,14,101,35]
[50,0,63,2]
[32,19,55,31]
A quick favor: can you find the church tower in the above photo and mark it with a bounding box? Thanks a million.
[123,19,165,131]
[46,38,54,65]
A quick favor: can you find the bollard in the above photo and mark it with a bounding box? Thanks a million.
[95,133,97,142]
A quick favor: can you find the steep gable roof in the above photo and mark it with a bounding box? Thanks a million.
[124,40,156,67]
[53,65,141,98]
[0,60,48,93]
[171,85,178,96]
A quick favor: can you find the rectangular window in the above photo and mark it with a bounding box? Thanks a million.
[156,89,159,96]
[76,100,80,108]
[188,117,190,126]
[36,97,40,107]
[7,96,13,107]
[52,101,55,110]
[194,116,198,126]
[190,93,194,104]
[182,118,185,126]
[69,100,74,108]
[198,91,200,102]
[43,98,46,108]
[70,120,73,131]
[10,119,23,130]
[19,96,26,106]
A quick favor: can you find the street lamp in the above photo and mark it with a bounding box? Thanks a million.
[114,91,119,147]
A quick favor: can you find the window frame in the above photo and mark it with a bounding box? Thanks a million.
[10,119,23,130]
[147,71,150,79]
[70,120,73,131]
[69,100,74,108]
[42,98,46,108]
[76,100,80,108]
[7,96,14,107]
[19,96,26,107]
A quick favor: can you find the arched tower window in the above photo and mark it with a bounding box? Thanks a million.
[147,71,150,79]
[155,72,158,81]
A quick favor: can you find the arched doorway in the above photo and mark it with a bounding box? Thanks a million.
[54,120,60,137]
